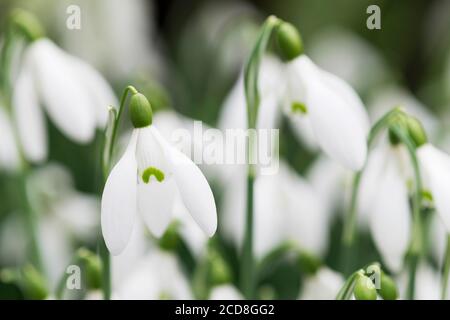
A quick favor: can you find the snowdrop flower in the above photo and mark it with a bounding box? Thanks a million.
[299,267,344,300]
[13,37,116,162]
[221,161,328,259]
[101,92,217,255]
[417,143,450,231]
[0,107,20,171]
[358,143,412,272]
[277,23,370,171]
[114,248,192,299]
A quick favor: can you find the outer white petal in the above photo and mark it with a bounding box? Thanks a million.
[28,39,96,143]
[151,126,217,237]
[417,144,450,231]
[369,159,411,272]
[66,54,117,127]
[282,164,329,256]
[101,130,138,255]
[12,61,47,162]
[290,55,368,171]
[254,173,285,258]
[135,126,175,237]
[0,107,20,170]
[299,267,344,300]
[116,250,192,300]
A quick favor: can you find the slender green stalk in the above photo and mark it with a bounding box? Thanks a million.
[98,85,137,300]
[336,270,363,300]
[17,167,44,273]
[240,16,281,299]
[389,125,423,300]
[0,25,45,276]
[241,171,255,298]
[441,234,450,300]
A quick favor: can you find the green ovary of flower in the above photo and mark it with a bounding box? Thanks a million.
[142,166,165,183]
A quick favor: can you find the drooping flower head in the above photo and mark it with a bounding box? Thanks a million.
[101,90,217,255]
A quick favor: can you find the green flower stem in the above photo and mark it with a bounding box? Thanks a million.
[0,26,44,276]
[389,124,423,300]
[441,234,450,300]
[98,85,138,300]
[17,166,44,274]
[336,269,364,300]
[240,16,282,299]
[241,170,255,298]
[341,108,403,274]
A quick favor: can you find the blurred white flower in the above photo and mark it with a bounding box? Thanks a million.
[58,0,162,81]
[209,284,243,300]
[101,124,217,255]
[283,55,369,171]
[358,144,412,272]
[308,28,389,94]
[221,161,329,259]
[0,107,20,171]
[114,248,192,300]
[417,143,450,231]
[397,263,450,300]
[13,38,116,162]
[299,267,344,300]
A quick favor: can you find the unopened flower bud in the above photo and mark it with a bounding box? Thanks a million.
[130,92,153,128]
[406,116,427,148]
[354,274,377,300]
[276,22,303,61]
[378,272,398,300]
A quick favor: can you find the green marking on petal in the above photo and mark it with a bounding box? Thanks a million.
[291,101,307,114]
[142,166,165,183]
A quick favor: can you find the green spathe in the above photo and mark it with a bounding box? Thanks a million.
[130,93,153,128]
[276,22,303,61]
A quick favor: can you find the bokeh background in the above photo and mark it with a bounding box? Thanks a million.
[1,0,450,299]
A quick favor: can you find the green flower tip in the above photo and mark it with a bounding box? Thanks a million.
[406,116,427,148]
[130,92,153,128]
[378,272,398,300]
[142,166,164,183]
[276,22,303,61]
[354,275,377,300]
[10,9,45,41]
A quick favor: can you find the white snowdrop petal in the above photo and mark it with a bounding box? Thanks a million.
[135,126,175,237]
[0,107,20,170]
[101,130,138,255]
[151,127,217,237]
[291,55,368,171]
[137,179,176,237]
[12,62,47,162]
[28,39,96,143]
[418,144,450,231]
[369,159,411,272]
[299,267,344,300]
[66,54,117,127]
[254,174,285,258]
